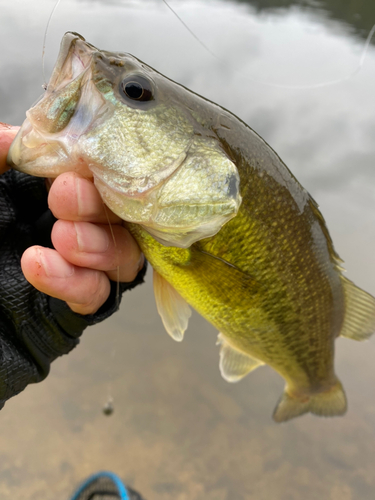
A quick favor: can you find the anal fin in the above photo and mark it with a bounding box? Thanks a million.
[273,379,347,423]
[153,269,192,342]
[217,333,264,383]
[340,276,375,341]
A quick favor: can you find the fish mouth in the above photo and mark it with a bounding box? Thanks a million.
[47,32,97,93]
[7,32,107,177]
[8,31,190,193]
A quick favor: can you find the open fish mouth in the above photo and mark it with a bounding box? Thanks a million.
[7,32,187,190]
[46,32,96,93]
[7,32,107,178]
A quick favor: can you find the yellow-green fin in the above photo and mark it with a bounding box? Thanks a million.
[217,333,264,383]
[273,379,347,423]
[340,276,375,341]
[153,269,192,342]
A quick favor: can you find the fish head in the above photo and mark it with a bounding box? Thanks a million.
[8,32,241,247]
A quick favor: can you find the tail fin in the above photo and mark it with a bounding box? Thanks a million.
[340,276,375,341]
[273,380,347,423]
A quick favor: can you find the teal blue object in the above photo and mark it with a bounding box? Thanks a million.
[70,471,130,500]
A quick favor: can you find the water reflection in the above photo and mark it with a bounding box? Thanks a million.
[234,0,375,42]
[0,0,374,499]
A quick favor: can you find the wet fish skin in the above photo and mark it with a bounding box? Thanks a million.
[127,119,346,412]
[8,32,375,422]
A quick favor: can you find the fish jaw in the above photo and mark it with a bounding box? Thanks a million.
[7,32,109,178]
[91,132,241,248]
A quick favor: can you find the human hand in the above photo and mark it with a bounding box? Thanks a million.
[0,124,146,406]
[0,123,19,174]
[0,123,144,316]
[22,172,144,315]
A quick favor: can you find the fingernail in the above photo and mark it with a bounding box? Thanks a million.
[75,222,110,253]
[137,253,145,272]
[39,249,74,278]
[75,176,100,218]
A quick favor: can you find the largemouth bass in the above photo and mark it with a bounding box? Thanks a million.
[8,32,375,422]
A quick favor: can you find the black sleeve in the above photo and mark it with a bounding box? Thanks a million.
[0,170,146,409]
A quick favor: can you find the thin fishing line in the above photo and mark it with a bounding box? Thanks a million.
[264,22,375,90]
[359,23,375,66]
[162,0,375,90]
[102,203,121,416]
[161,0,217,59]
[103,203,121,310]
[42,0,62,88]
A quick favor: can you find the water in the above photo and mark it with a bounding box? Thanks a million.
[0,0,375,498]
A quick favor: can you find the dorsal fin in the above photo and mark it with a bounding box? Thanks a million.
[153,269,192,342]
[217,333,264,382]
[340,276,375,341]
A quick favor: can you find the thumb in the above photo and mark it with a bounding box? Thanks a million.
[0,124,20,175]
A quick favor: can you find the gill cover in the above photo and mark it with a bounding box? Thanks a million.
[8,32,241,247]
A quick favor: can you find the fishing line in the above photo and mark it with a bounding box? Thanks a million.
[103,203,121,311]
[42,0,62,88]
[102,203,122,416]
[161,0,217,59]
[162,0,375,90]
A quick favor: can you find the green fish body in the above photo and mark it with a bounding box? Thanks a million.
[8,33,375,421]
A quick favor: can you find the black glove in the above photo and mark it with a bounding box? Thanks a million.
[0,169,146,409]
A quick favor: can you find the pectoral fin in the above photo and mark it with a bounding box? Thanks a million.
[217,333,264,383]
[153,269,192,342]
[273,379,347,423]
[340,276,375,341]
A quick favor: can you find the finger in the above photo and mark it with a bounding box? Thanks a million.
[51,220,144,282]
[21,246,111,315]
[48,171,122,224]
[0,125,19,174]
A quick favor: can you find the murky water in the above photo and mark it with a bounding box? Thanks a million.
[0,0,375,498]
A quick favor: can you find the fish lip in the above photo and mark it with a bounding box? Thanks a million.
[8,32,107,176]
[47,32,96,93]
[20,32,97,136]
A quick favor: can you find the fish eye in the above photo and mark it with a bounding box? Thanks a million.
[119,75,154,102]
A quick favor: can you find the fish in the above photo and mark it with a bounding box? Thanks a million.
[7,32,375,422]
